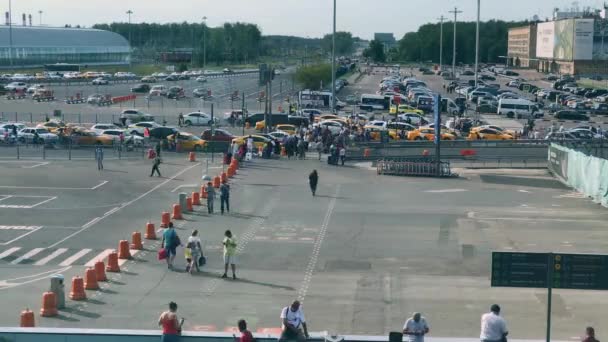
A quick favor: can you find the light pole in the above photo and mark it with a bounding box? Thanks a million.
[38,10,42,26]
[331,0,336,113]
[8,0,13,71]
[474,0,480,88]
[437,16,446,74]
[449,7,462,79]
[126,10,133,70]
[202,16,207,70]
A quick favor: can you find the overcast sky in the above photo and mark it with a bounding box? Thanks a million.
[7,0,608,39]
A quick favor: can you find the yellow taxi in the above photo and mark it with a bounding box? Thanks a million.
[36,120,67,134]
[386,122,416,140]
[467,127,514,140]
[275,124,296,135]
[470,125,515,137]
[168,132,207,151]
[407,127,455,141]
[232,135,271,150]
[69,128,114,146]
[389,104,424,115]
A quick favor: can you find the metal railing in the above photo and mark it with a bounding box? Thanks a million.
[376,158,455,177]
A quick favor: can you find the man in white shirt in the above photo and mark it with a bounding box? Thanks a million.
[403,312,430,342]
[480,304,508,342]
[279,300,309,342]
[246,135,254,153]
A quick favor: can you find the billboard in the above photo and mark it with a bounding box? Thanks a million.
[573,19,594,60]
[536,22,555,58]
[554,19,574,60]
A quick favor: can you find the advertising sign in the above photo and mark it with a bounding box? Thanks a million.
[536,22,555,58]
[554,19,575,60]
[548,144,568,181]
[573,19,594,60]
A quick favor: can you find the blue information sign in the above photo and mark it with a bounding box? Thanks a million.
[433,94,441,145]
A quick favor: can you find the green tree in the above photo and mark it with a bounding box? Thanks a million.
[363,39,386,63]
[320,32,354,55]
[295,64,332,90]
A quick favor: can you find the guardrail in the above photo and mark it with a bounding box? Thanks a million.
[353,139,551,149]
[377,158,455,177]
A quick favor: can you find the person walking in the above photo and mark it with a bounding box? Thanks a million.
[220,180,230,215]
[480,304,508,342]
[178,113,184,127]
[582,327,599,342]
[155,141,162,159]
[161,222,181,270]
[95,145,104,170]
[236,319,254,342]
[222,230,237,279]
[158,302,182,342]
[185,230,203,274]
[151,155,162,177]
[403,312,430,342]
[308,170,318,196]
[206,181,215,214]
[339,146,346,166]
[279,300,309,342]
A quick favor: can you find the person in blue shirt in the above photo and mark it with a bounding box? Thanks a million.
[95,145,104,170]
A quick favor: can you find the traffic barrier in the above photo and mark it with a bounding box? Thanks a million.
[111,94,136,104]
[281,146,287,156]
[160,212,170,228]
[84,268,99,290]
[118,240,131,259]
[186,197,193,212]
[201,185,208,199]
[130,232,143,250]
[20,309,35,327]
[69,276,86,300]
[40,292,58,317]
[231,159,238,169]
[227,166,235,178]
[172,204,183,220]
[94,261,107,282]
[376,159,454,177]
[221,172,228,183]
[213,176,221,188]
[189,152,196,162]
[258,145,263,156]
[192,191,201,205]
[363,148,371,158]
[422,149,430,156]
[145,222,157,240]
[460,149,477,157]
[106,251,120,272]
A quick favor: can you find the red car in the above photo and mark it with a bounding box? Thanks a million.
[201,129,235,142]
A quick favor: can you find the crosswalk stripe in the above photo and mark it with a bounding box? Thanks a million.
[34,248,68,266]
[84,249,114,267]
[0,247,21,259]
[59,249,92,266]
[11,248,45,264]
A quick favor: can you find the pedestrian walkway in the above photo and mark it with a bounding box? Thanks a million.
[0,246,139,267]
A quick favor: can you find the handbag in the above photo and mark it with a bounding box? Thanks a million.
[157,248,167,260]
[198,255,206,267]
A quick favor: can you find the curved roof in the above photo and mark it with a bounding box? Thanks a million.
[0,26,129,48]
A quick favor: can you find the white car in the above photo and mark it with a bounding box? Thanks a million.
[26,84,45,94]
[183,112,217,126]
[5,82,28,91]
[11,74,33,82]
[268,131,290,140]
[367,120,387,129]
[90,123,120,135]
[92,77,109,85]
[149,85,167,96]
[317,120,343,135]
[195,76,208,83]
[0,123,26,141]
[17,128,58,144]
[101,129,144,146]
[128,121,160,136]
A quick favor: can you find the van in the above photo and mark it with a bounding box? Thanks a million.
[441,98,460,115]
[497,98,541,119]
[416,96,434,113]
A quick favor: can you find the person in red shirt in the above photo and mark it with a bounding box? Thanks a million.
[236,319,254,342]
[582,327,599,342]
[158,302,181,342]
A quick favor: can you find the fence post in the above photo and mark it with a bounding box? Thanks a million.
[16,144,20,159]
[79,113,81,124]
[43,145,46,160]
[95,113,98,124]
[14,112,17,122]
[30,112,33,123]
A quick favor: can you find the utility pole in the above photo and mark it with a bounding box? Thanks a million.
[202,17,207,69]
[38,10,43,26]
[437,16,446,74]
[8,0,13,71]
[331,0,337,113]
[126,10,133,71]
[474,0,481,88]
[449,7,462,79]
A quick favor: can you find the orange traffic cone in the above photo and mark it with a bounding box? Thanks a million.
[20,308,35,327]
[69,276,86,300]
[200,185,208,199]
[227,166,234,178]
[213,176,221,188]
[145,222,157,240]
[231,159,238,169]
[94,261,107,281]
[186,197,193,212]
[39,292,58,317]
[221,172,228,183]
[160,212,170,228]
[106,251,120,272]
[192,192,201,205]
[172,204,183,219]
[84,268,99,290]
[131,232,143,250]
[189,152,196,162]
[118,240,131,259]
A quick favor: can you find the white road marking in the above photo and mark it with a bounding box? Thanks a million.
[22,162,50,168]
[11,248,45,265]
[34,248,68,266]
[0,195,12,202]
[0,247,21,259]
[103,207,120,216]
[0,226,43,245]
[118,250,139,266]
[47,163,200,248]
[0,225,39,230]
[84,249,114,267]
[91,180,108,190]
[297,185,339,302]
[81,217,101,229]
[424,188,468,193]
[518,189,531,193]
[0,266,71,290]
[29,196,57,208]
[171,184,197,193]
[59,249,92,266]
[467,211,476,219]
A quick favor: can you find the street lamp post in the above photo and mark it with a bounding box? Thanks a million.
[331,0,336,113]
[449,7,462,79]
[202,17,207,70]
[126,10,133,70]
[38,10,43,26]
[474,0,480,88]
[8,0,13,71]
[437,16,446,74]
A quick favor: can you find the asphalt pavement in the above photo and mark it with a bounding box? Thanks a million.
[1,154,608,339]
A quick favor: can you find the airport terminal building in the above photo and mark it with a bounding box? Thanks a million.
[0,26,130,68]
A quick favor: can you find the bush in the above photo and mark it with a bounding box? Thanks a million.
[295,64,332,90]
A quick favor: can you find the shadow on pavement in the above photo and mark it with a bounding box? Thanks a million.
[228,212,267,220]
[62,306,101,319]
[102,169,129,173]
[235,277,295,291]
[314,194,348,200]
[480,174,567,189]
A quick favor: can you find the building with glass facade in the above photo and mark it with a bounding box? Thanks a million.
[0,26,130,68]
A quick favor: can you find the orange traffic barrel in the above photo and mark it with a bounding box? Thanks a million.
[40,292,58,317]
[160,212,170,228]
[192,192,201,205]
[69,276,86,300]
[213,176,221,188]
[94,261,107,281]
[145,222,157,240]
[20,308,35,327]
[118,240,131,259]
[171,204,183,220]
[131,232,143,250]
[200,185,208,199]
[188,152,196,162]
[106,251,120,272]
[84,268,99,290]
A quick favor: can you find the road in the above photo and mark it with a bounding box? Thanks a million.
[1,154,607,339]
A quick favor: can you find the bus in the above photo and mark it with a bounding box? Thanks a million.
[359,94,389,111]
[497,98,542,119]
[298,90,345,109]
[44,63,80,73]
